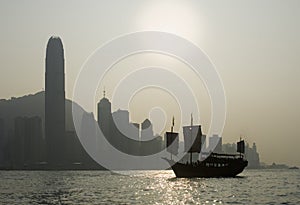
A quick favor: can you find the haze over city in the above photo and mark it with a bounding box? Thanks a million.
[0,0,299,167]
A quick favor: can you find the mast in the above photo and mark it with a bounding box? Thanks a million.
[171,116,174,160]
[190,113,193,164]
[240,136,242,158]
[171,116,174,133]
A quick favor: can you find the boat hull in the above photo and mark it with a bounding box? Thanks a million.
[165,157,248,178]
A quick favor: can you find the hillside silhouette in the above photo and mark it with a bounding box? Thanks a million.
[0,91,79,134]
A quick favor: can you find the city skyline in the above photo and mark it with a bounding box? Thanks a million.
[0,32,261,169]
[0,1,299,167]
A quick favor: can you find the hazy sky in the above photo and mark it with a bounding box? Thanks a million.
[0,0,299,166]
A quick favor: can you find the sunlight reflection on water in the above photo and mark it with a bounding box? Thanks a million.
[0,170,299,204]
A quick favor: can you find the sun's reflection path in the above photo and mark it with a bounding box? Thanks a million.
[132,170,226,205]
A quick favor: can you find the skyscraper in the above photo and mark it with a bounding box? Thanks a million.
[141,119,154,141]
[45,36,66,165]
[97,90,112,138]
[97,91,120,151]
[0,118,5,166]
[12,117,25,168]
[112,109,130,138]
[12,116,43,168]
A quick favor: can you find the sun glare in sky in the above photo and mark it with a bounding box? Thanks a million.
[136,1,204,41]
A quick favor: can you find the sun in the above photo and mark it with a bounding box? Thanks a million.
[135,1,204,41]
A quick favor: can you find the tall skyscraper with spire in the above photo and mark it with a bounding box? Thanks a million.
[45,36,66,165]
[98,88,112,138]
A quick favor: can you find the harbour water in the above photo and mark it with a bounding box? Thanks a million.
[0,169,299,204]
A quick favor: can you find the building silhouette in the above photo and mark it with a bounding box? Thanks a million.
[112,109,132,154]
[245,142,260,168]
[65,130,84,164]
[45,36,66,165]
[222,143,236,154]
[140,119,163,156]
[97,91,112,136]
[112,109,130,139]
[12,117,25,168]
[11,116,44,168]
[131,123,140,141]
[141,119,154,141]
[24,116,44,165]
[80,112,98,158]
[97,93,163,158]
[97,91,114,148]
[0,118,5,165]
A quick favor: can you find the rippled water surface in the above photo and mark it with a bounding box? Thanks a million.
[0,169,299,204]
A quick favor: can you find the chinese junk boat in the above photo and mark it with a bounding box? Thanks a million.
[164,116,248,178]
